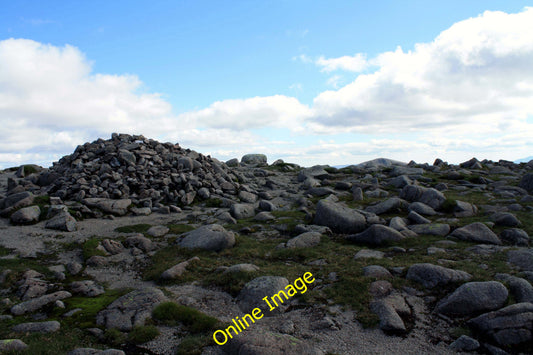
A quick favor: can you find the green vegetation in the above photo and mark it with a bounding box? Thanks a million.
[127,325,160,344]
[168,223,195,234]
[205,198,223,207]
[104,328,126,347]
[81,237,106,260]
[152,302,219,333]
[176,334,214,355]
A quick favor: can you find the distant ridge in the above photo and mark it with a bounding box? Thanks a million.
[514,156,533,163]
[333,158,407,170]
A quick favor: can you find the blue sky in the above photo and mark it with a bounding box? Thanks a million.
[1,1,532,168]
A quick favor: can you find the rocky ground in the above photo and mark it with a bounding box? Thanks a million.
[0,134,532,355]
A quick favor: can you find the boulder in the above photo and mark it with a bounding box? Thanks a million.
[83,198,131,216]
[237,276,289,315]
[10,206,41,225]
[468,302,533,347]
[11,291,72,315]
[453,200,478,218]
[408,202,436,216]
[435,281,508,316]
[508,249,533,271]
[124,235,154,252]
[241,154,267,166]
[45,211,77,232]
[449,335,480,352]
[230,203,256,219]
[96,288,167,331]
[418,188,446,209]
[406,263,472,289]
[365,198,408,215]
[68,349,125,355]
[518,173,533,193]
[178,224,235,251]
[500,228,529,246]
[70,281,105,297]
[354,249,385,260]
[407,211,430,224]
[297,166,329,182]
[146,225,169,237]
[314,199,366,234]
[346,225,405,246]
[161,257,200,280]
[490,212,521,227]
[363,265,391,279]
[286,232,321,249]
[0,339,28,352]
[407,223,450,237]
[450,222,501,245]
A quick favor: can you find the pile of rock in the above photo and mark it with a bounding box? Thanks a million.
[37,133,241,207]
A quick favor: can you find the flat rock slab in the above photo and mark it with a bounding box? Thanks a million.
[82,198,132,216]
[313,199,366,234]
[436,281,508,317]
[12,321,60,333]
[450,222,501,245]
[11,291,72,315]
[406,263,472,289]
[408,223,450,237]
[469,302,533,347]
[346,225,405,246]
[96,287,167,331]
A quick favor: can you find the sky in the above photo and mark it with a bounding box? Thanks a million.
[1,1,532,168]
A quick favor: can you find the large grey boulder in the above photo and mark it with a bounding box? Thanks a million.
[399,185,426,202]
[519,173,533,193]
[450,222,501,245]
[408,202,436,216]
[418,188,446,210]
[370,294,410,333]
[406,263,471,289]
[453,200,478,218]
[499,228,529,246]
[178,224,235,251]
[1,191,34,211]
[365,198,408,215]
[124,234,154,252]
[70,281,105,297]
[10,206,41,225]
[45,210,77,232]
[297,165,330,182]
[435,281,508,316]
[11,291,72,315]
[490,212,521,227]
[346,225,405,246]
[314,199,366,234]
[96,288,167,331]
[286,232,321,249]
[230,203,256,219]
[508,249,533,271]
[468,302,533,347]
[241,154,267,166]
[237,276,289,315]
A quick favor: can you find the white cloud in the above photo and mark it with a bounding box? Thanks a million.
[316,53,368,72]
[177,95,311,131]
[310,8,533,136]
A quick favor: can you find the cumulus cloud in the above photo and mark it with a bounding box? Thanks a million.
[310,8,533,136]
[315,53,368,72]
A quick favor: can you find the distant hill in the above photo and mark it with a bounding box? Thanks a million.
[514,156,533,163]
[333,158,407,170]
